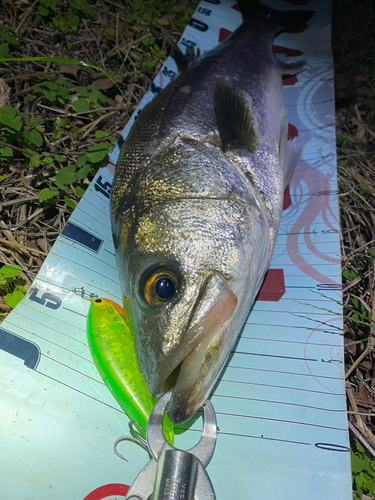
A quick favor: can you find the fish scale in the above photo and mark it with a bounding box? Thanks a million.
[111,0,315,424]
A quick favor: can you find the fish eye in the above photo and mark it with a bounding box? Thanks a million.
[143,266,178,306]
[155,277,175,300]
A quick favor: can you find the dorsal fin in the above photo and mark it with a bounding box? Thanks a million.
[213,81,258,153]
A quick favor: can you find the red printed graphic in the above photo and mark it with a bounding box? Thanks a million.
[218,28,232,43]
[83,483,130,500]
[272,45,303,57]
[283,185,292,210]
[256,269,285,301]
[286,161,341,285]
[283,75,298,86]
[288,123,298,141]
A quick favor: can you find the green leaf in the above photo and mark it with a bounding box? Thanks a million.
[336,132,358,144]
[87,85,112,104]
[5,290,24,309]
[342,268,357,281]
[24,129,43,147]
[0,146,13,157]
[0,26,18,46]
[38,5,49,16]
[73,97,90,112]
[75,185,87,198]
[44,90,57,102]
[86,142,109,162]
[41,0,56,6]
[0,42,10,59]
[76,154,88,168]
[356,441,365,455]
[106,28,116,36]
[64,195,76,209]
[0,264,21,280]
[29,154,40,168]
[67,12,80,31]
[55,78,74,88]
[41,81,58,91]
[75,87,89,96]
[56,165,77,186]
[54,154,66,163]
[0,105,22,132]
[95,130,108,138]
[134,0,144,10]
[38,187,58,201]
[76,163,92,179]
[142,36,155,46]
[367,248,375,258]
[27,117,43,126]
[73,0,94,15]
[351,450,365,474]
[0,56,126,101]
[142,60,156,68]
[88,93,98,104]
[364,459,375,476]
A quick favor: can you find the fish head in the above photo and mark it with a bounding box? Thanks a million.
[112,136,270,423]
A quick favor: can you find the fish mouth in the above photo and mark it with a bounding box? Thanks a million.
[152,273,238,424]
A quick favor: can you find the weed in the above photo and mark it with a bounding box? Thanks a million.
[351,441,375,499]
[0,25,18,60]
[0,264,25,314]
[0,101,114,210]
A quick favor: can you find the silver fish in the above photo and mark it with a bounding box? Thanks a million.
[111,0,314,424]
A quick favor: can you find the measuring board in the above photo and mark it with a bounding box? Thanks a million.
[0,1,352,499]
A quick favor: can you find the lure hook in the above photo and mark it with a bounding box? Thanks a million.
[113,420,149,462]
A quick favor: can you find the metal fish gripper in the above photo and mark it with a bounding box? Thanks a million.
[125,391,217,500]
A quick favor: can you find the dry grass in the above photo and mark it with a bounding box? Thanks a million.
[333,0,375,455]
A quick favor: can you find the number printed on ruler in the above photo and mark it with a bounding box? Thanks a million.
[94,175,112,199]
[29,288,62,310]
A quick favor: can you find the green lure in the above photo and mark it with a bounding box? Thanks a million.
[86,297,174,444]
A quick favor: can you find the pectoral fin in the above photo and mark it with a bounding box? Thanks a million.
[214,81,258,154]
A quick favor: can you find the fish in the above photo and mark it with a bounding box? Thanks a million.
[86,297,174,443]
[111,0,314,424]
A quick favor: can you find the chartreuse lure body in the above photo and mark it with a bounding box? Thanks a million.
[86,297,174,444]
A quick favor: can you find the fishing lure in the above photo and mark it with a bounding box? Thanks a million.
[86,297,174,444]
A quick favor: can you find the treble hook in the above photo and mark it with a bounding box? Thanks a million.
[113,420,149,462]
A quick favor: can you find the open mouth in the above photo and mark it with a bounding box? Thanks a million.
[152,273,238,423]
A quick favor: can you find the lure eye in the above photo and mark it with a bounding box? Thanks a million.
[144,267,178,306]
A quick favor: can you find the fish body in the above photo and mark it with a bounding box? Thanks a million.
[86,297,174,443]
[111,1,314,423]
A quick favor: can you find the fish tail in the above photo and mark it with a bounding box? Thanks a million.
[237,0,315,34]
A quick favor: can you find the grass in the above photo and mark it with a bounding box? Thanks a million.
[0,0,197,314]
